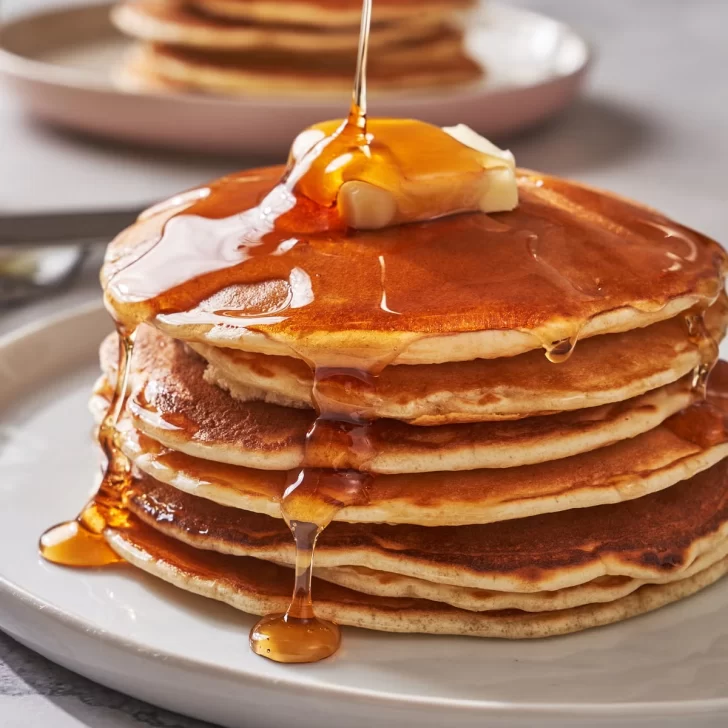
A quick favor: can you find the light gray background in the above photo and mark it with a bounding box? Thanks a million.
[1,1,727,726]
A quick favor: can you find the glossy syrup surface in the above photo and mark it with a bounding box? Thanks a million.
[39,330,136,566]
[103,171,725,355]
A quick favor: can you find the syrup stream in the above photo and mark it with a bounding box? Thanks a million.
[249,0,375,663]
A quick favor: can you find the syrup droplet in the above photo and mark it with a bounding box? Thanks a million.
[250,521,341,663]
[250,365,376,662]
[544,336,578,364]
[685,310,719,398]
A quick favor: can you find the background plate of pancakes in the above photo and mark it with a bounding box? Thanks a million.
[0,1,590,155]
[5,295,728,726]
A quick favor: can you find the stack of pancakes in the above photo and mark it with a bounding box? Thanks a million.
[97,168,728,639]
[112,0,482,95]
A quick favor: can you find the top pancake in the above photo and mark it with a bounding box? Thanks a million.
[189,0,474,27]
[102,166,727,365]
[113,0,446,52]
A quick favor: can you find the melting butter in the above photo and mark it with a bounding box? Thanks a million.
[443,124,518,214]
[290,119,518,231]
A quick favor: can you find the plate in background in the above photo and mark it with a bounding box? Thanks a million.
[2,305,728,728]
[0,2,591,156]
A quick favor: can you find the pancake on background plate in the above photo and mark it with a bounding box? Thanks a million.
[112,0,483,95]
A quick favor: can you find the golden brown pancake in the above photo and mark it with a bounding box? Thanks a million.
[102,167,727,365]
[188,0,474,27]
[100,327,697,474]
[191,297,728,424]
[124,36,482,96]
[315,538,728,612]
[113,0,446,52]
[115,49,190,93]
[104,397,728,527]
[125,460,728,593]
[106,517,728,638]
[98,362,728,528]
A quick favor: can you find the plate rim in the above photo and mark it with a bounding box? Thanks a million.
[0,1,593,110]
[1,301,728,720]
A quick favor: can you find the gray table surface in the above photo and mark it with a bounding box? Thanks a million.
[1,0,727,725]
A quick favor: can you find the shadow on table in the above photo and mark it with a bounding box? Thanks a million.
[508,96,659,177]
[27,95,655,180]
[29,115,277,170]
[0,630,214,727]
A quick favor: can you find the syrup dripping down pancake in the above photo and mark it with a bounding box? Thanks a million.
[187,0,474,27]
[91,391,728,527]
[94,363,728,529]
[122,37,482,96]
[100,328,696,474]
[189,297,728,424]
[124,460,728,594]
[106,517,728,638]
[113,0,446,52]
[101,168,727,365]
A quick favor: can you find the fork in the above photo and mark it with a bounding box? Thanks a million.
[0,207,145,308]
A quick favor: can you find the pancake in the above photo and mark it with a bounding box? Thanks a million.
[115,50,191,93]
[188,0,473,27]
[126,38,482,96]
[106,518,728,638]
[125,460,728,593]
[102,167,727,365]
[101,327,697,474]
[315,536,728,612]
[191,297,728,424]
[112,0,445,52]
[103,394,728,526]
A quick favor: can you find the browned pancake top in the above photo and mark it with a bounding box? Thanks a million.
[103,167,726,341]
[197,0,471,10]
[123,0,435,33]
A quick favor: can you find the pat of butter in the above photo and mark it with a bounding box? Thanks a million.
[442,124,518,215]
[337,123,518,229]
[291,120,519,231]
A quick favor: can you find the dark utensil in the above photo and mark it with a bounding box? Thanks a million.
[0,206,146,247]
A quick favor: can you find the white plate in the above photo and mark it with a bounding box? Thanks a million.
[4,304,728,728]
[0,2,591,156]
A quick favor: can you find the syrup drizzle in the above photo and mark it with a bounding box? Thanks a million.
[250,0,376,664]
[685,309,720,397]
[39,328,137,566]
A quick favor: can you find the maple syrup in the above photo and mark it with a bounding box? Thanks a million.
[39,328,136,566]
[685,308,720,397]
[249,0,378,662]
